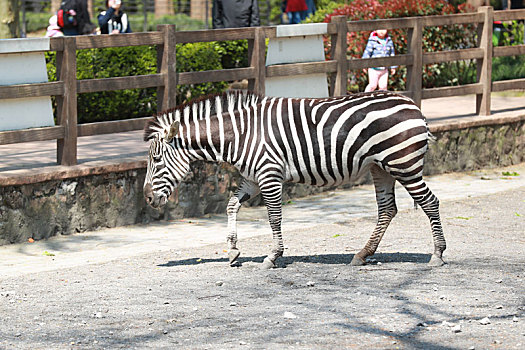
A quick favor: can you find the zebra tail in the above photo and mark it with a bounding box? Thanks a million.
[424,116,436,143]
[427,130,437,143]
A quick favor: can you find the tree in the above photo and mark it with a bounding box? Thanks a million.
[0,0,19,38]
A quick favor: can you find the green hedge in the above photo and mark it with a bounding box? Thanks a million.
[46,41,246,124]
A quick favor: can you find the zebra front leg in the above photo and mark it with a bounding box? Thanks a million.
[351,165,397,266]
[259,181,284,270]
[226,180,260,266]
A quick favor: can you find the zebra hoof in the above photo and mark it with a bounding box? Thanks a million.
[228,249,241,266]
[350,255,366,266]
[260,257,276,270]
[428,254,445,267]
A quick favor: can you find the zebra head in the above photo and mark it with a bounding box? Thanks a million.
[143,120,190,209]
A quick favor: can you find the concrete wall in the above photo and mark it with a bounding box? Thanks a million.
[1,119,524,245]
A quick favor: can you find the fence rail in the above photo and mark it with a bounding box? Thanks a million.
[1,6,525,167]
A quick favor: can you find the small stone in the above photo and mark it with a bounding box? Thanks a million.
[468,346,475,350]
[283,311,297,319]
[441,321,455,328]
[93,312,102,318]
[495,279,503,283]
[513,316,519,322]
[377,262,382,265]
[239,341,247,345]
[479,317,491,325]
[163,330,168,334]
[229,302,237,307]
[163,301,170,305]
[495,305,503,309]
[452,324,461,333]
[417,322,428,327]
[215,281,224,286]
[432,286,438,291]
[306,281,315,287]
[439,295,446,300]
[15,333,21,337]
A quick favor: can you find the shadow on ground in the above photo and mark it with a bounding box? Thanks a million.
[158,252,432,267]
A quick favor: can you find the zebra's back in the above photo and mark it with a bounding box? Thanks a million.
[261,91,429,187]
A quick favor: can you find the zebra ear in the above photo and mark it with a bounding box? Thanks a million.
[166,121,180,142]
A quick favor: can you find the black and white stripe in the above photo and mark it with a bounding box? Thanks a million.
[143,90,446,268]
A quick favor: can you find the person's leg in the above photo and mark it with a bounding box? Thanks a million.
[378,69,389,90]
[365,68,380,92]
[289,12,302,24]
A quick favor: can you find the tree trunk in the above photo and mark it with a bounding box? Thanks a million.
[51,0,61,13]
[155,0,174,19]
[0,0,19,38]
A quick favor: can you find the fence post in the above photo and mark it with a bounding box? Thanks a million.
[56,36,77,166]
[406,19,423,107]
[330,16,348,96]
[248,27,266,95]
[157,24,177,112]
[476,6,493,116]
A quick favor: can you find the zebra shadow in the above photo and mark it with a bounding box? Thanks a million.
[157,252,432,268]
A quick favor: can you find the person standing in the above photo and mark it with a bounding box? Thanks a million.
[212,0,260,29]
[98,0,132,34]
[286,0,307,25]
[362,29,396,92]
[57,0,96,35]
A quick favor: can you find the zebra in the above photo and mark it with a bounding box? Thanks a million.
[143,90,446,269]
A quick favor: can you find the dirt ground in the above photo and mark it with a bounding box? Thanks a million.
[1,186,524,350]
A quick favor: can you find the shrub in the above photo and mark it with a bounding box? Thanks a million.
[176,42,229,104]
[24,12,53,33]
[46,42,231,123]
[214,40,249,69]
[492,21,525,82]
[128,13,206,32]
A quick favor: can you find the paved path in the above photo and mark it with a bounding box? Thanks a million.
[1,94,525,173]
[0,165,524,350]
[1,162,524,279]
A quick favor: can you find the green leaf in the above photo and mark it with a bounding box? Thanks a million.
[453,216,472,220]
[43,251,55,257]
[502,171,519,176]
[515,213,522,217]
[332,234,345,238]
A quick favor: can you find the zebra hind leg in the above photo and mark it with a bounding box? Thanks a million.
[350,165,397,266]
[399,176,446,267]
[226,180,260,266]
[259,181,284,270]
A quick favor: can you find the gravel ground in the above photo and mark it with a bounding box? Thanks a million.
[1,187,524,350]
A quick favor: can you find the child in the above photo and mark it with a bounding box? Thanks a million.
[362,29,396,92]
[45,15,64,37]
[98,0,132,34]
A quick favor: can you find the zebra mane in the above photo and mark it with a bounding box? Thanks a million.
[143,90,261,142]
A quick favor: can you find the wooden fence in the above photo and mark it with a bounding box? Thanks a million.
[1,6,525,167]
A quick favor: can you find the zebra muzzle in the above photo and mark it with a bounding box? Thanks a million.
[143,183,166,209]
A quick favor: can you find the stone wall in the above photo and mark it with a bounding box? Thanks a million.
[1,119,524,245]
[0,162,331,245]
[425,120,525,175]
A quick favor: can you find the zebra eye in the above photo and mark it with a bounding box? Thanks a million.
[152,154,161,162]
